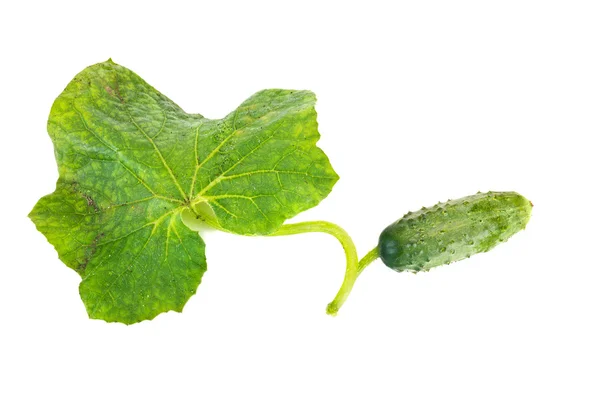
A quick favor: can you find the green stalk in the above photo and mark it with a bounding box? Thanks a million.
[271,221,380,315]
[357,247,380,275]
[185,208,383,315]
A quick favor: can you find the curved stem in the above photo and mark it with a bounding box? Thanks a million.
[186,214,383,315]
[270,221,358,316]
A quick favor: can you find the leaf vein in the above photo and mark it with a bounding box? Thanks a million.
[195,121,285,199]
[114,72,188,201]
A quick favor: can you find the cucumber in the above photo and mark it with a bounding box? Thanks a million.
[378,191,532,272]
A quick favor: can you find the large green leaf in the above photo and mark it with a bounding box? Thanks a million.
[29,60,338,324]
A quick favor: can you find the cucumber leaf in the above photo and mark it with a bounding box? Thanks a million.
[29,60,338,324]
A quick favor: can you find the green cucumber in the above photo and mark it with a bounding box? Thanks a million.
[378,191,532,272]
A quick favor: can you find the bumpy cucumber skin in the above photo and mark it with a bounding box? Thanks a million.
[378,191,532,272]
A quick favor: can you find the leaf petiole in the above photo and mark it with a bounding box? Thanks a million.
[270,221,380,315]
[185,207,383,315]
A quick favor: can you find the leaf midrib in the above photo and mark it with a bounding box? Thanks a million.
[114,70,189,203]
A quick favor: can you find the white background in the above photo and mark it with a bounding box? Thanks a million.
[1,1,599,399]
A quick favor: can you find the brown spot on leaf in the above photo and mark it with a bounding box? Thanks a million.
[104,84,124,103]
[77,232,105,273]
[81,192,100,212]
[69,181,101,212]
